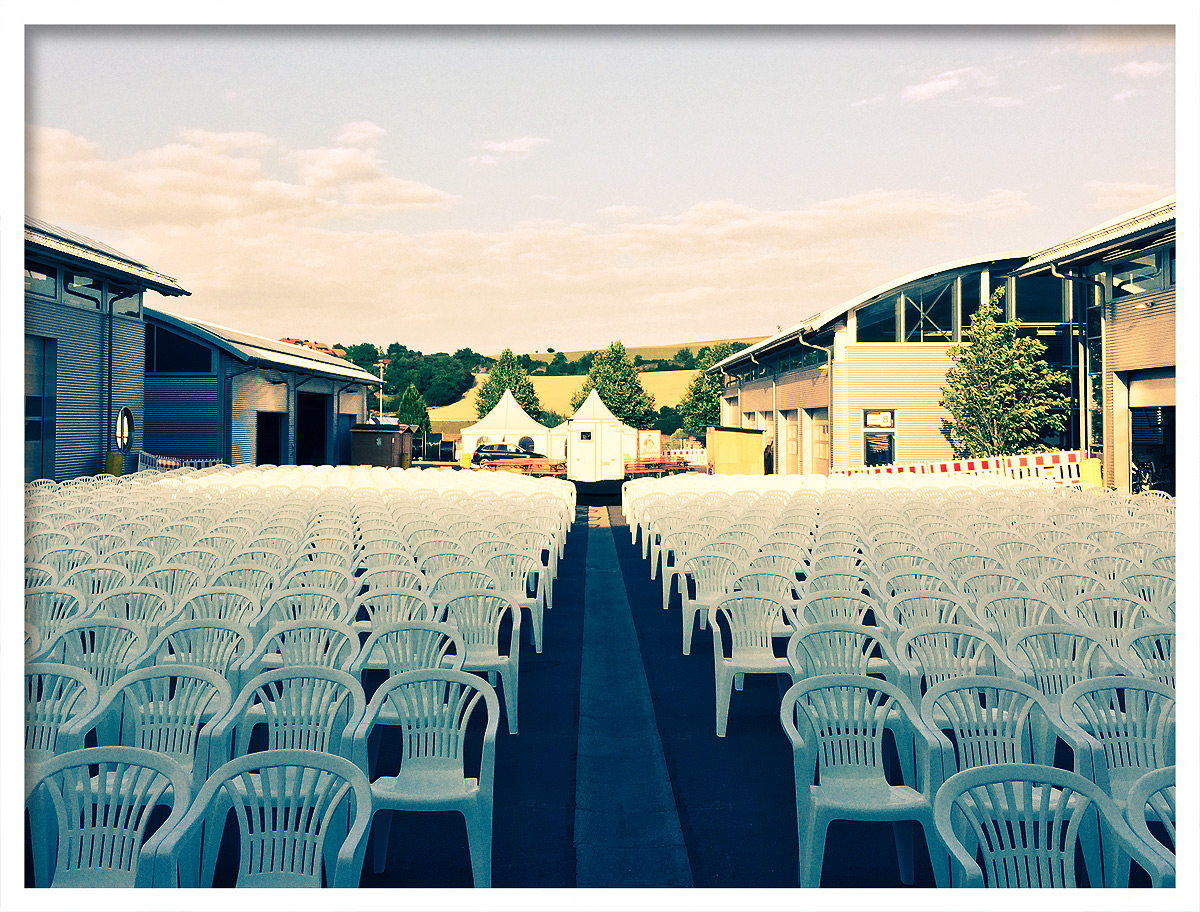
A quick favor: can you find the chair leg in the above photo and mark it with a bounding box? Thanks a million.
[499,669,518,734]
[892,819,915,885]
[682,604,696,655]
[372,809,391,875]
[463,803,493,888]
[921,818,951,888]
[800,809,828,888]
[715,665,734,737]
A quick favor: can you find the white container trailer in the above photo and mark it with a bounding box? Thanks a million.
[564,389,628,482]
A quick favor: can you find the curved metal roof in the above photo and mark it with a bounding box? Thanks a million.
[1014,196,1175,275]
[710,251,1033,373]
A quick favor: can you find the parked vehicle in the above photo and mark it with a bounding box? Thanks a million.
[471,443,544,465]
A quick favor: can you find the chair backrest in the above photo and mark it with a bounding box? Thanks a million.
[135,563,207,603]
[878,589,977,634]
[1117,571,1176,623]
[353,587,438,628]
[24,585,90,642]
[932,763,1173,887]
[25,745,193,888]
[1125,766,1175,873]
[443,591,517,648]
[43,617,149,690]
[895,623,1014,695]
[244,619,361,675]
[681,553,740,599]
[264,586,352,627]
[208,564,282,599]
[141,617,256,680]
[1122,624,1175,688]
[1059,676,1175,799]
[352,620,466,677]
[1062,590,1152,650]
[920,675,1059,772]
[710,594,786,653]
[216,665,367,759]
[975,591,1057,644]
[25,662,101,761]
[956,568,1029,601]
[426,569,497,607]
[796,590,876,626]
[156,749,372,887]
[181,585,267,631]
[787,622,901,680]
[1007,624,1125,699]
[282,564,356,599]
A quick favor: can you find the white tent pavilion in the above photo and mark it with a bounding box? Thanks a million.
[460,388,553,457]
[553,389,661,482]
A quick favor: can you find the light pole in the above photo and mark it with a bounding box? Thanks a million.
[375,359,389,421]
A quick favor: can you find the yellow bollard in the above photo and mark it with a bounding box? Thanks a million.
[1079,458,1102,487]
[104,452,124,477]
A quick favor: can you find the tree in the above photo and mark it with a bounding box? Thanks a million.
[540,410,567,428]
[570,340,657,428]
[395,383,431,433]
[939,288,1071,457]
[652,405,683,436]
[676,341,738,434]
[475,348,541,418]
[339,342,383,375]
[673,347,696,370]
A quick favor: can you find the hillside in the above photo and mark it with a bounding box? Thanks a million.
[518,336,766,364]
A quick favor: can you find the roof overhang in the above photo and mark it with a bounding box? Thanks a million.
[145,307,381,386]
[25,222,190,297]
[1013,196,1176,277]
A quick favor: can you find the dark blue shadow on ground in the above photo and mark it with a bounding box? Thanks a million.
[606,505,937,889]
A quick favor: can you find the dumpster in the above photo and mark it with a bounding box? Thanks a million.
[350,423,416,468]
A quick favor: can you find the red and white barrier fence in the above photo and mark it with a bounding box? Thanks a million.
[836,450,1085,484]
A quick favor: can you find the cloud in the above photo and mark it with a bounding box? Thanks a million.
[1111,60,1171,79]
[1112,89,1138,104]
[24,125,1053,353]
[468,136,550,167]
[851,95,885,109]
[901,67,1007,105]
[980,96,1024,108]
[335,121,388,146]
[26,123,456,233]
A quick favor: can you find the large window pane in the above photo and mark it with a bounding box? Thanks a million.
[148,325,213,373]
[856,296,897,342]
[1013,275,1062,322]
[959,271,982,335]
[25,260,57,298]
[65,272,102,309]
[1111,253,1162,298]
[903,277,954,342]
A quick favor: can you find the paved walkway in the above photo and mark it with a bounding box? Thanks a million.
[574,505,692,887]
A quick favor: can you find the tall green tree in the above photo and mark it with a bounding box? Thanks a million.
[570,340,657,428]
[338,342,383,375]
[939,288,1071,457]
[395,383,432,432]
[676,341,738,433]
[475,348,541,418]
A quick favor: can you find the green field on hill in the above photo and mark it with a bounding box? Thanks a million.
[517,336,766,364]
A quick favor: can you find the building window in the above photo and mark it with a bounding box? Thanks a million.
[863,410,895,466]
[959,271,983,337]
[114,407,135,453]
[1013,274,1063,323]
[25,259,58,299]
[109,285,143,318]
[1111,252,1165,298]
[65,272,103,310]
[856,296,898,342]
[145,324,214,373]
[518,436,535,452]
[903,276,954,342]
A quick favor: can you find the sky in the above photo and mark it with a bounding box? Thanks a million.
[12,18,1184,360]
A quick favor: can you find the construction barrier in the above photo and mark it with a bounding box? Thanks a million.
[136,451,228,472]
[835,450,1091,485]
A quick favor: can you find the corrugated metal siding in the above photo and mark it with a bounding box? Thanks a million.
[25,300,106,480]
[232,369,290,466]
[1107,290,1175,372]
[842,344,957,466]
[144,375,222,456]
[737,379,774,416]
[774,366,830,411]
[111,316,145,457]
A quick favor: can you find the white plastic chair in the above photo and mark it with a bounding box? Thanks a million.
[794,590,876,627]
[787,621,907,685]
[779,674,946,888]
[264,585,355,628]
[678,553,741,656]
[974,591,1057,646]
[895,624,1022,706]
[350,620,466,679]
[443,590,521,734]
[1007,624,1129,700]
[151,749,372,888]
[240,618,361,681]
[180,585,269,637]
[25,746,193,888]
[349,669,499,886]
[136,617,256,693]
[25,585,91,644]
[1122,624,1175,688]
[1117,570,1176,623]
[1123,766,1175,888]
[709,594,791,737]
[932,763,1174,887]
[39,616,148,691]
[485,550,549,653]
[1058,676,1175,814]
[1060,590,1152,652]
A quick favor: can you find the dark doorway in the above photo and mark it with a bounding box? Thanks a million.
[256,411,285,465]
[1131,406,1175,495]
[337,413,356,465]
[296,392,330,466]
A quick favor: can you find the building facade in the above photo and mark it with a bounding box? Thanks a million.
[25,217,190,482]
[142,309,381,468]
[713,253,1077,475]
[1015,197,1175,494]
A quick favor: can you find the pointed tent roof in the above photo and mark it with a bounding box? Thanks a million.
[570,388,622,423]
[464,388,550,435]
